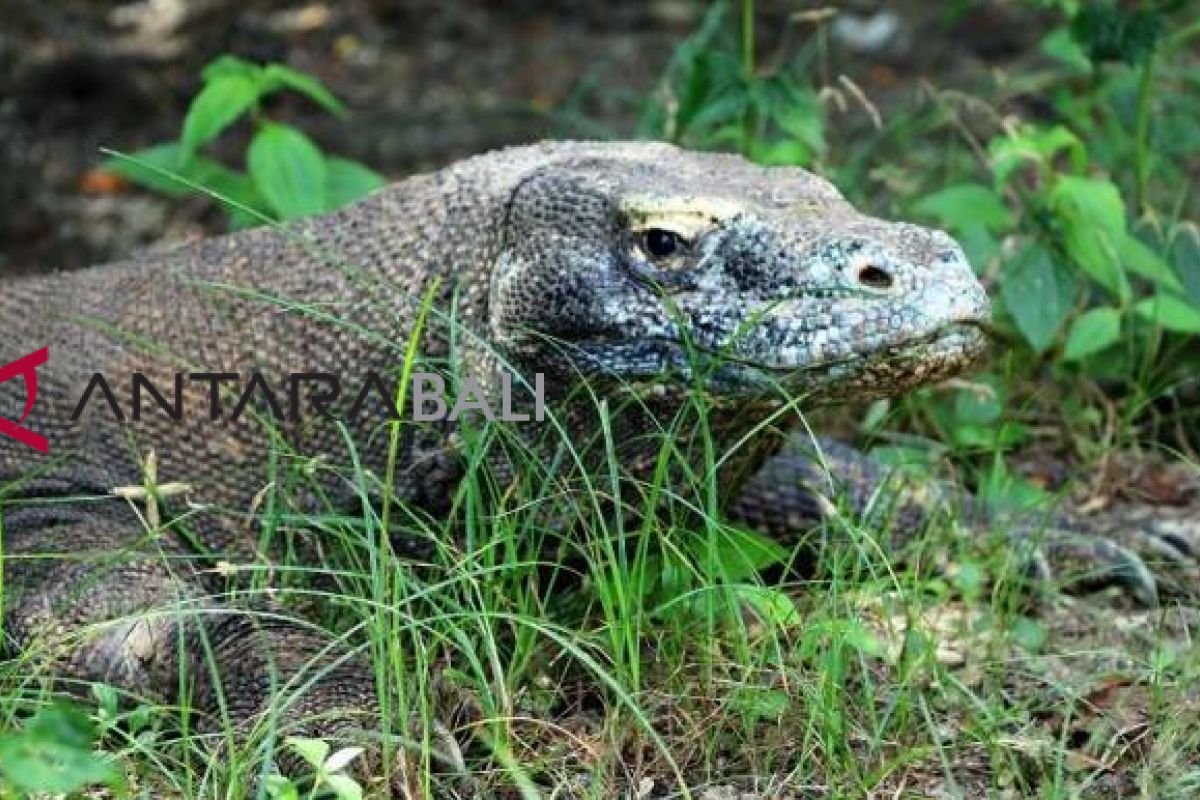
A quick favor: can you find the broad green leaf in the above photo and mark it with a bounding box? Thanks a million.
[286,736,330,770]
[264,774,301,800]
[202,54,262,83]
[953,561,986,599]
[952,377,1002,425]
[248,123,328,220]
[694,527,788,582]
[951,421,1027,449]
[837,618,886,658]
[262,63,346,116]
[104,143,194,196]
[202,170,271,220]
[1133,292,1200,333]
[977,457,1049,510]
[324,157,385,210]
[1118,233,1182,291]
[749,138,812,167]
[1011,616,1047,653]
[956,222,1000,273]
[106,144,255,203]
[1063,306,1121,360]
[732,584,800,627]
[324,773,364,800]
[181,73,261,155]
[1171,225,1200,305]
[989,125,1085,187]
[913,183,1014,234]
[1072,3,1163,66]
[1000,245,1078,352]
[0,704,123,794]
[1051,175,1130,299]
[1040,27,1092,73]
[731,687,790,722]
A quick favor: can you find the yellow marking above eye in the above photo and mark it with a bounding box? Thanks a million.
[620,196,746,240]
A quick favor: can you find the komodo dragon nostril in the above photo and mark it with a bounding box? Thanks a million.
[857,264,894,290]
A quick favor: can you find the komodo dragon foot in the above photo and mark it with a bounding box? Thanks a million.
[730,437,1200,606]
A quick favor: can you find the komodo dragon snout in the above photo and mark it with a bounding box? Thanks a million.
[487,149,991,401]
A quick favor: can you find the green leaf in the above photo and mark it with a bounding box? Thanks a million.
[202,54,262,83]
[106,144,255,203]
[0,703,123,794]
[1041,27,1092,73]
[989,126,1085,187]
[264,774,301,800]
[913,183,1014,234]
[1063,306,1121,360]
[978,457,1048,510]
[1051,175,1130,299]
[1133,292,1200,333]
[1072,3,1163,65]
[838,618,886,658]
[748,138,812,167]
[1118,233,1182,291]
[262,63,346,116]
[248,123,328,220]
[953,386,1001,426]
[956,222,1000,273]
[324,773,364,800]
[732,585,801,627]
[286,736,330,770]
[953,561,986,599]
[1170,225,1200,305]
[693,527,789,582]
[1000,245,1078,352]
[181,73,261,155]
[730,687,790,723]
[1010,616,1047,653]
[104,143,194,196]
[324,157,385,210]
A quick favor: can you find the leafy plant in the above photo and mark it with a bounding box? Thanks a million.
[0,702,125,797]
[639,0,826,166]
[106,55,384,228]
[906,0,1200,454]
[264,736,364,800]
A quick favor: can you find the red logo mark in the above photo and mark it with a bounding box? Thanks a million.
[0,347,49,454]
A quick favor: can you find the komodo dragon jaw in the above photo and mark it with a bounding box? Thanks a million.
[487,151,991,402]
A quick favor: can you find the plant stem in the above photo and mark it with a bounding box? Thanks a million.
[1133,53,1154,215]
[741,0,756,156]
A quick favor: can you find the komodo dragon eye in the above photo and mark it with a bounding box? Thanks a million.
[639,228,687,260]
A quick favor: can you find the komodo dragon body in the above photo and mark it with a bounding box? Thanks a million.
[0,141,1188,778]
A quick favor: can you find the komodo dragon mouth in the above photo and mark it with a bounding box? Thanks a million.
[562,319,990,400]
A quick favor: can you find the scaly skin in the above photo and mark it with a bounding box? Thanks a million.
[0,141,1187,779]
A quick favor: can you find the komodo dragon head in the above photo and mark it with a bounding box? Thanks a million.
[484,143,990,403]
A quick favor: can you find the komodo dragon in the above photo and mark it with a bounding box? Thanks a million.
[0,141,1192,779]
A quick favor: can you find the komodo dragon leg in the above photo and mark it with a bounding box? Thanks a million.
[729,437,1200,605]
[0,475,384,778]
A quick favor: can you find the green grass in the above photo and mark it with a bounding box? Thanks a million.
[4,0,1200,797]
